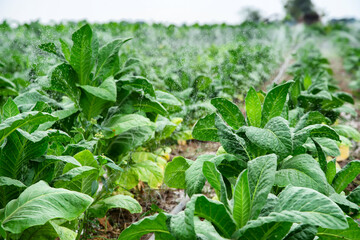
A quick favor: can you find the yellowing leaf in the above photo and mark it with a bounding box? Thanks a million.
[337,145,349,161]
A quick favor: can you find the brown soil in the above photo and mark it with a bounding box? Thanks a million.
[328,56,353,94]
[328,54,360,193]
[262,58,295,91]
[170,140,221,160]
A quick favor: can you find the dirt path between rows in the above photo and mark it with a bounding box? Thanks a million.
[321,43,360,192]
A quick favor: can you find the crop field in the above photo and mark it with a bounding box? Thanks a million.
[1,8,360,240]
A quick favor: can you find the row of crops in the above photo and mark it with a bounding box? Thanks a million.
[0,20,360,239]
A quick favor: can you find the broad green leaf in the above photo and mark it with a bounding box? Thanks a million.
[103,115,155,156]
[62,140,97,156]
[70,24,98,85]
[280,102,289,120]
[134,160,163,189]
[155,90,182,108]
[185,155,215,197]
[259,193,278,217]
[54,166,98,188]
[202,161,228,206]
[31,155,82,184]
[347,185,360,204]
[234,186,348,238]
[288,108,304,127]
[308,75,328,93]
[0,130,49,181]
[283,224,317,240]
[194,195,236,238]
[334,104,357,117]
[332,160,360,193]
[303,74,312,90]
[164,156,192,189]
[0,76,16,89]
[332,125,360,141]
[89,195,141,218]
[240,222,292,240]
[261,81,293,127]
[248,154,277,219]
[47,63,80,104]
[295,111,330,131]
[215,115,250,160]
[133,97,168,116]
[62,150,99,196]
[20,221,77,240]
[79,76,117,119]
[106,126,155,157]
[169,211,196,240]
[2,98,19,119]
[118,213,172,240]
[326,159,336,184]
[39,42,62,58]
[19,222,61,240]
[194,75,212,91]
[192,113,219,142]
[329,193,359,211]
[317,217,360,239]
[169,197,196,240]
[0,210,4,238]
[290,77,301,106]
[233,169,251,228]
[322,96,344,110]
[31,101,51,112]
[312,138,327,173]
[128,151,166,188]
[304,137,340,157]
[1,181,93,234]
[0,111,57,143]
[39,105,79,130]
[103,113,155,139]
[116,167,140,190]
[299,91,332,102]
[50,221,77,240]
[14,90,60,112]
[0,177,26,208]
[211,98,245,130]
[59,38,71,62]
[44,155,81,167]
[213,153,247,178]
[245,117,292,158]
[155,116,178,140]
[193,217,227,240]
[95,38,130,80]
[334,92,354,104]
[293,124,340,153]
[245,87,262,127]
[275,154,332,195]
[117,76,156,97]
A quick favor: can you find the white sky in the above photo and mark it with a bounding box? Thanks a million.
[0,0,359,24]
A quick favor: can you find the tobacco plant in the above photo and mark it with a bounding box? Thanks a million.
[120,154,359,239]
[0,24,183,240]
[122,78,360,239]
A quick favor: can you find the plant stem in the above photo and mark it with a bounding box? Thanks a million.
[76,212,87,240]
[76,219,84,240]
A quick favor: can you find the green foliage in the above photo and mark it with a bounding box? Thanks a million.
[120,154,350,239]
[88,195,142,218]
[1,18,360,240]
[261,81,293,127]
[122,38,360,238]
[1,181,92,234]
